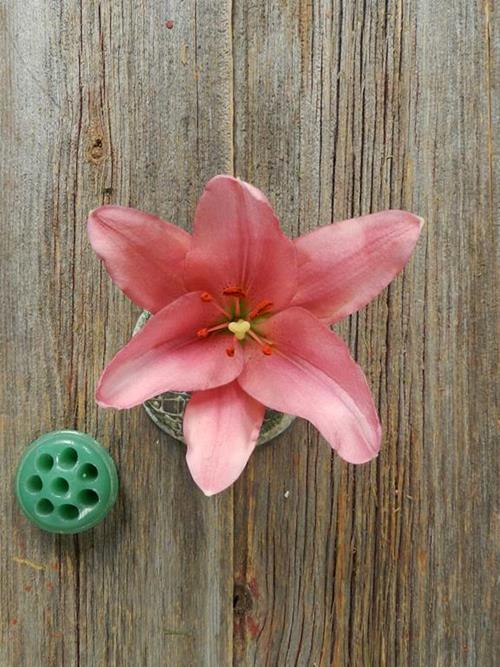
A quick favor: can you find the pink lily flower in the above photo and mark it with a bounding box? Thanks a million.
[88,176,423,495]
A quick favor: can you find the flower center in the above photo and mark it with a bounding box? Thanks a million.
[197,289,275,357]
[228,319,251,340]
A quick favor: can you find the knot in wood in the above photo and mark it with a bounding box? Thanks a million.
[85,123,107,165]
[233,583,253,615]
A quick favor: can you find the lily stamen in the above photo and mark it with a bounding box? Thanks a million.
[200,292,231,318]
[222,286,246,318]
[247,329,274,355]
[196,327,209,338]
[248,300,273,320]
[225,332,239,357]
[196,322,229,338]
[222,286,246,298]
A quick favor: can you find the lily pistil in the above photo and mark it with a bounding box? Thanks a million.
[196,290,275,357]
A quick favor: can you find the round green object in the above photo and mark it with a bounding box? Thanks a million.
[15,430,118,534]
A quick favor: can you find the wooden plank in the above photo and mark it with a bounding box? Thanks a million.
[232,1,498,666]
[0,2,234,666]
[1,1,497,666]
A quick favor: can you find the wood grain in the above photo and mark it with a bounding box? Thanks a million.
[1,2,234,665]
[0,1,497,666]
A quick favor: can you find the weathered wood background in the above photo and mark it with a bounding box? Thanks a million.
[0,1,497,665]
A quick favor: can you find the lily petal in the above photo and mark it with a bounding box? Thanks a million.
[184,175,298,311]
[292,211,424,323]
[88,205,191,313]
[96,292,244,409]
[238,307,381,463]
[184,382,265,496]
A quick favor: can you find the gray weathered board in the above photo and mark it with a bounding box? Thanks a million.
[0,1,497,665]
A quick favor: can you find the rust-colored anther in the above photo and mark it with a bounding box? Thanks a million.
[248,300,273,319]
[222,286,247,298]
[200,292,213,302]
[262,344,273,356]
[196,328,209,338]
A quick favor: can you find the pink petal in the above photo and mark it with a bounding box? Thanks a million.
[184,382,265,496]
[184,175,298,312]
[96,292,244,409]
[88,205,191,313]
[292,210,424,323]
[238,307,381,463]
